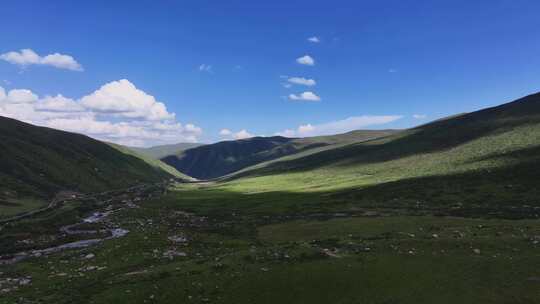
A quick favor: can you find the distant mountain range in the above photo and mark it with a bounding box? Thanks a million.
[160,130,397,179]
[2,91,540,206]
[128,142,204,160]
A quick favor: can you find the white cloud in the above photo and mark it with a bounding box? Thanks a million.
[288,77,316,87]
[219,129,232,136]
[413,114,427,119]
[0,49,40,65]
[199,64,212,72]
[80,79,175,121]
[296,55,315,66]
[219,128,254,140]
[35,95,85,112]
[5,89,38,103]
[0,81,202,147]
[233,129,254,140]
[275,115,402,137]
[0,49,83,71]
[288,91,321,101]
[308,36,320,43]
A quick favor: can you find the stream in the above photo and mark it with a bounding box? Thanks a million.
[0,210,129,265]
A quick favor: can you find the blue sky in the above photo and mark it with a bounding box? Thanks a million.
[1,0,540,146]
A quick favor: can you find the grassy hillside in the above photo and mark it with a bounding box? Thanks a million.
[109,144,196,181]
[0,116,172,215]
[128,142,204,159]
[214,92,540,216]
[162,130,397,179]
[2,93,540,304]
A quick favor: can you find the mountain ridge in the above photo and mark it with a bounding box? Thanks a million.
[0,116,172,203]
[161,130,398,179]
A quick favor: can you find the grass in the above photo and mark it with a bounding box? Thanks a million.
[0,197,45,218]
[0,116,173,216]
[109,143,195,181]
[127,142,204,159]
[2,187,539,304]
[162,130,397,179]
[1,93,540,303]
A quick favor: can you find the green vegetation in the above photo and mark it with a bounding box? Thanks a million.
[109,143,195,181]
[128,142,204,160]
[0,116,172,217]
[217,92,540,215]
[162,130,397,179]
[0,197,44,218]
[1,185,538,304]
[1,93,540,303]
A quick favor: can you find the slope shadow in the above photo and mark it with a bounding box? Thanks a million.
[169,148,540,220]
[234,93,540,178]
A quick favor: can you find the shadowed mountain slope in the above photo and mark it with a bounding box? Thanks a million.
[109,143,195,181]
[229,92,540,179]
[161,130,397,179]
[128,142,204,160]
[0,116,172,200]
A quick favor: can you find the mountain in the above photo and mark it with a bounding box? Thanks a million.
[234,92,540,178]
[161,130,397,179]
[108,143,195,181]
[128,142,204,160]
[3,93,540,303]
[0,116,173,202]
[220,92,540,215]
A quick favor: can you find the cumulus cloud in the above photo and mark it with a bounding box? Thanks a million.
[80,79,175,121]
[413,114,427,119]
[307,36,320,43]
[275,115,402,137]
[288,91,321,101]
[219,129,232,136]
[5,89,38,103]
[233,129,254,140]
[0,81,202,147]
[35,95,85,112]
[0,49,83,71]
[219,128,254,140]
[287,77,316,87]
[296,55,315,66]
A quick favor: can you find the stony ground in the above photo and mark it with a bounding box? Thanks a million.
[1,182,539,303]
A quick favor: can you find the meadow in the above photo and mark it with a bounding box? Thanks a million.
[1,94,540,303]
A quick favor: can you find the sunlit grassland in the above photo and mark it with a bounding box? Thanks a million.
[221,123,540,195]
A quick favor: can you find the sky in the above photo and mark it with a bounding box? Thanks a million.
[1,0,540,146]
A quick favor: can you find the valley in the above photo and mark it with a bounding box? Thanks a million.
[1,93,540,303]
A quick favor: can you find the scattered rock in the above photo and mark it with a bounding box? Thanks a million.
[162,249,187,259]
[168,235,189,244]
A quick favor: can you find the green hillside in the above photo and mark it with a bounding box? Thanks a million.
[128,142,204,159]
[109,143,196,181]
[215,92,540,216]
[2,94,540,304]
[162,130,397,179]
[0,116,172,216]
